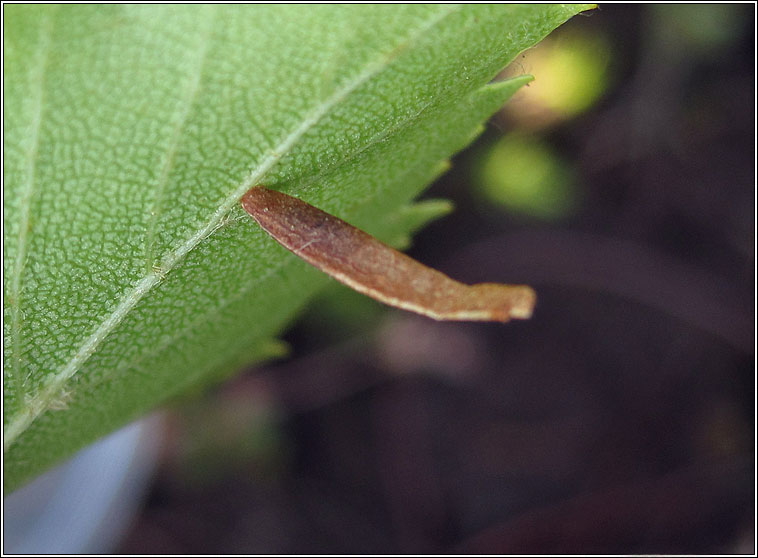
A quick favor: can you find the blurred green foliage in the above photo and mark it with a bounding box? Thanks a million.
[177,387,289,485]
[500,29,611,129]
[472,26,612,220]
[475,133,575,219]
[653,4,745,53]
[523,32,610,120]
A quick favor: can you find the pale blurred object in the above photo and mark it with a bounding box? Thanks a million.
[3,416,163,554]
[497,30,612,130]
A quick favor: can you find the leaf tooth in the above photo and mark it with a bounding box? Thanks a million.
[386,198,455,250]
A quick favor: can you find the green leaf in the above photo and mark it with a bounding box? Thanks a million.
[3,4,592,490]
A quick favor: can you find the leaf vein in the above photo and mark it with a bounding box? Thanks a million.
[143,7,216,272]
[9,11,54,400]
[85,250,302,396]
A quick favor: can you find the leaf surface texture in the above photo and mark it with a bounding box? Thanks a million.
[3,4,590,489]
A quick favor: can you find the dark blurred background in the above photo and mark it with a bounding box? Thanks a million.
[118,4,755,553]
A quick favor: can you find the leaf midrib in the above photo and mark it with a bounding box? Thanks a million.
[3,4,461,450]
[41,55,482,406]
